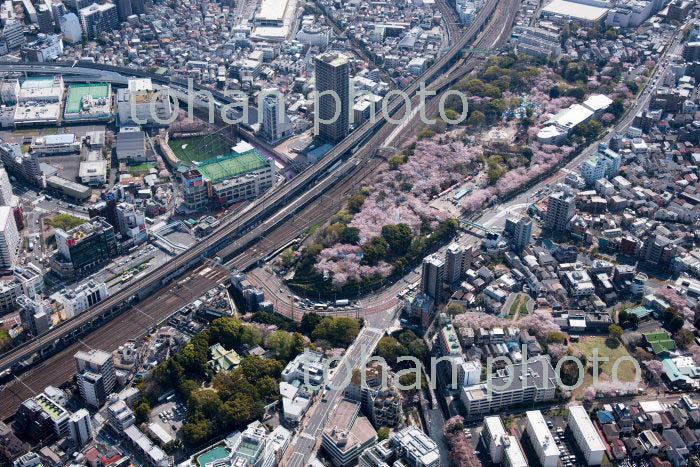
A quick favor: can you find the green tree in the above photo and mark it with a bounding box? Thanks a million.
[240,326,263,347]
[134,401,151,424]
[279,248,296,269]
[417,129,436,141]
[447,302,466,315]
[266,331,305,361]
[348,193,367,213]
[312,317,361,347]
[300,312,323,335]
[183,419,213,447]
[240,356,284,380]
[546,332,568,345]
[377,428,390,441]
[362,236,389,265]
[389,154,406,169]
[376,337,406,365]
[340,227,360,245]
[467,110,486,127]
[188,390,223,420]
[608,324,624,340]
[209,318,242,349]
[381,223,413,256]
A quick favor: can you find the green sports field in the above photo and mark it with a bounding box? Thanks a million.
[168,135,233,164]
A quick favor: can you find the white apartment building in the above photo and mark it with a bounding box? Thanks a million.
[69,409,93,448]
[569,405,606,465]
[526,410,560,467]
[0,205,19,270]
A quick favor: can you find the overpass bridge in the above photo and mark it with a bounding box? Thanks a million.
[0,0,502,375]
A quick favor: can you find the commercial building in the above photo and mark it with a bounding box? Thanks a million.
[79,2,117,39]
[526,410,560,467]
[569,405,606,465]
[18,76,64,103]
[14,263,45,298]
[323,400,378,467]
[541,0,610,26]
[56,279,109,319]
[116,78,173,126]
[116,127,148,163]
[17,295,52,336]
[315,52,350,144]
[68,409,93,448]
[0,79,19,105]
[460,356,557,419]
[63,83,112,121]
[1,20,26,49]
[391,427,439,467]
[0,205,19,270]
[537,94,613,143]
[201,149,276,206]
[75,349,116,396]
[115,202,147,244]
[30,133,81,155]
[261,90,294,143]
[79,159,107,186]
[545,190,576,231]
[421,254,445,300]
[20,33,63,61]
[179,169,208,211]
[52,217,117,277]
[14,393,69,441]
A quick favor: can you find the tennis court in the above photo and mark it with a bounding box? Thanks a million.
[168,135,233,164]
[65,83,110,114]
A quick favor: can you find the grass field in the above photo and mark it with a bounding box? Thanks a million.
[509,294,530,318]
[570,336,640,398]
[130,162,156,173]
[168,135,233,165]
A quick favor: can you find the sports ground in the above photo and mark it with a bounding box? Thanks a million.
[168,135,233,164]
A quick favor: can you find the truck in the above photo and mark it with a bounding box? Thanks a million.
[335,299,350,307]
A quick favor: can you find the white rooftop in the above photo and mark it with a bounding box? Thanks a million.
[569,406,606,453]
[527,410,560,458]
[542,0,609,21]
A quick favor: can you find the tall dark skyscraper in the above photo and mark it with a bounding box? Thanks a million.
[314,51,350,144]
[130,0,145,16]
[36,5,55,34]
[114,0,132,21]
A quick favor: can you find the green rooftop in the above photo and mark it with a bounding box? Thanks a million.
[198,150,269,184]
[208,343,241,373]
[36,394,67,421]
[645,331,676,354]
[65,83,110,113]
[196,445,230,467]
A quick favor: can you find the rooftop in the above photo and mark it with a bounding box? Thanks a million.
[569,406,606,453]
[65,83,111,114]
[198,149,270,183]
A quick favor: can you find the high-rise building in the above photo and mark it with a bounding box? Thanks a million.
[544,191,575,232]
[51,1,67,26]
[114,0,131,21]
[78,2,117,39]
[0,141,45,187]
[0,206,19,270]
[0,165,13,205]
[421,254,445,300]
[77,371,106,408]
[15,394,69,442]
[179,169,208,211]
[445,243,471,284]
[36,5,54,33]
[0,79,20,105]
[75,349,116,396]
[17,295,52,336]
[69,409,93,447]
[512,215,533,251]
[315,52,350,144]
[130,0,145,15]
[1,20,26,49]
[59,12,81,43]
[261,90,294,144]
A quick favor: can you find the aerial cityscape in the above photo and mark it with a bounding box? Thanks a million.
[0,0,699,465]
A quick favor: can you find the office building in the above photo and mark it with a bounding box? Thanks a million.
[261,90,294,144]
[0,140,44,187]
[1,20,26,49]
[460,356,557,419]
[315,51,350,144]
[78,2,117,39]
[131,0,145,15]
[75,349,116,395]
[14,393,69,441]
[17,295,51,336]
[179,169,208,211]
[36,5,54,33]
[0,166,12,202]
[69,409,93,448]
[323,400,378,467]
[116,78,173,126]
[77,371,107,408]
[526,410,560,467]
[0,79,19,105]
[569,405,605,465]
[544,190,576,231]
[56,280,109,319]
[421,254,445,300]
[512,216,533,251]
[482,416,508,463]
[52,217,117,277]
[391,427,439,467]
[0,205,19,270]
[445,243,471,284]
[20,33,63,61]
[59,13,81,43]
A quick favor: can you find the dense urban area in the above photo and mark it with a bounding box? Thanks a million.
[0,0,699,466]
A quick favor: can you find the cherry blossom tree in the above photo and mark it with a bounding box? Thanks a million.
[444,416,482,467]
[643,360,665,384]
[547,343,568,362]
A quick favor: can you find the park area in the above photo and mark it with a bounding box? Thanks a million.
[168,135,233,165]
[570,336,641,399]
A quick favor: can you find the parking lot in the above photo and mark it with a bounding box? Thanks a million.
[150,400,188,442]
